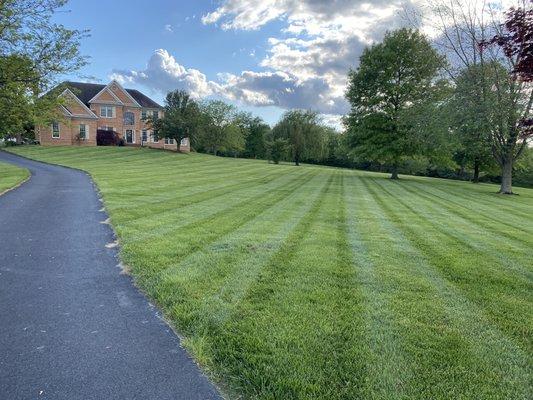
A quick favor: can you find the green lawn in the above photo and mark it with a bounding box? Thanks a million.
[0,158,29,194]
[8,146,533,399]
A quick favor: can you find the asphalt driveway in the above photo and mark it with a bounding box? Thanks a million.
[0,151,221,400]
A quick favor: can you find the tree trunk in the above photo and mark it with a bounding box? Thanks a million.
[294,152,300,166]
[472,159,480,183]
[499,159,513,194]
[390,163,399,180]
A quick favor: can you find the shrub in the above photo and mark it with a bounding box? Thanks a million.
[96,130,120,146]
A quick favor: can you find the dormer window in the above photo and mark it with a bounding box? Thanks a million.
[100,106,115,118]
[124,111,135,125]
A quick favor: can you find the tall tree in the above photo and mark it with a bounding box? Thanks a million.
[266,138,288,164]
[0,0,87,139]
[198,100,242,156]
[0,0,87,90]
[480,3,533,193]
[345,28,445,179]
[449,63,497,182]
[235,112,269,159]
[271,110,328,166]
[422,0,532,193]
[148,90,202,149]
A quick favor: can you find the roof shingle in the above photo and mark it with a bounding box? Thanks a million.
[62,81,162,109]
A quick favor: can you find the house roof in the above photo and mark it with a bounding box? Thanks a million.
[62,81,163,109]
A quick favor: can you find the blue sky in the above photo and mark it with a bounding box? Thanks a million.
[53,0,422,127]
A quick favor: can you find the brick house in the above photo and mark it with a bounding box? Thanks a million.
[37,80,190,152]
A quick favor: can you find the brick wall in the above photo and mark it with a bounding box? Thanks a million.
[38,119,97,146]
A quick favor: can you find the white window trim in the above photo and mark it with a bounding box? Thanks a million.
[151,131,159,143]
[180,137,188,146]
[99,126,114,131]
[100,106,115,118]
[125,129,135,144]
[124,111,135,126]
[79,124,89,140]
[164,138,174,145]
[141,129,148,143]
[52,122,60,139]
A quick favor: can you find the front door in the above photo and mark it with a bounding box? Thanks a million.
[125,130,134,144]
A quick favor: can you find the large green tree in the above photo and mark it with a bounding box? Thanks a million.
[235,112,269,159]
[449,63,502,182]
[479,4,533,194]
[148,90,202,149]
[271,110,328,166]
[198,100,244,156]
[0,0,87,139]
[426,0,532,193]
[345,28,445,179]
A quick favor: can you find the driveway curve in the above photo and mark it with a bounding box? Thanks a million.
[0,151,221,400]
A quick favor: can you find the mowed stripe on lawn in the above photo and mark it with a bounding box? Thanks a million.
[7,146,532,400]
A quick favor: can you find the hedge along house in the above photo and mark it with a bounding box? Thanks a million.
[37,80,190,152]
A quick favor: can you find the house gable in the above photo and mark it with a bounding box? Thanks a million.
[107,80,141,107]
[88,87,123,105]
[60,89,98,119]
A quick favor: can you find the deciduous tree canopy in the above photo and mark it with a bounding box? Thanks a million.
[345,28,445,179]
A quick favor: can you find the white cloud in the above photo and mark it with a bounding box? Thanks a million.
[111,50,347,115]
[111,49,217,99]
[199,0,414,115]
[112,1,413,122]
[164,24,173,33]
[114,1,515,127]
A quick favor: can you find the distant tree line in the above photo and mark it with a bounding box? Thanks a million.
[149,2,532,193]
[145,90,340,167]
[1,1,531,192]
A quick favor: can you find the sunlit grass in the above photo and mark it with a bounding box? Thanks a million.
[8,145,533,400]
[0,159,29,194]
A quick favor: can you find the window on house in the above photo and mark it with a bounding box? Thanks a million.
[141,130,148,143]
[79,124,88,140]
[152,130,159,143]
[100,106,114,118]
[164,138,174,145]
[52,122,60,138]
[180,137,188,146]
[99,126,114,132]
[124,111,135,125]
[152,110,159,120]
[141,110,147,120]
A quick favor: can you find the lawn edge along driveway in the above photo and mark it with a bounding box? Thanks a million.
[0,156,30,195]
[0,150,222,400]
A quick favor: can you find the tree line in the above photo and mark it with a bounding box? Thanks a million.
[151,0,532,194]
[1,0,531,194]
[344,2,532,194]
[145,92,337,166]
